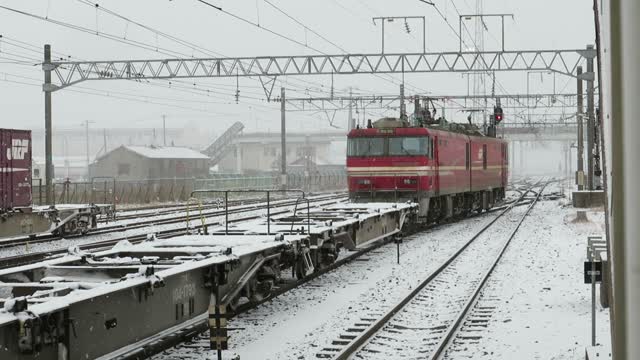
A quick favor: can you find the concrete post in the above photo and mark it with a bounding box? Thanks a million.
[400,84,406,120]
[577,66,585,190]
[586,45,596,190]
[44,45,53,204]
[85,120,90,180]
[348,87,355,130]
[280,87,287,189]
[162,114,167,146]
[610,1,640,358]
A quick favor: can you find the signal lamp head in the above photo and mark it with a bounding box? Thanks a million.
[494,106,504,123]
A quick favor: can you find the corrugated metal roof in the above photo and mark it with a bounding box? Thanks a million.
[125,145,209,159]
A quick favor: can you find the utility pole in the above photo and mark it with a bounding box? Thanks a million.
[162,114,167,146]
[348,87,354,130]
[586,44,596,190]
[576,66,585,190]
[400,84,407,120]
[280,87,287,190]
[85,120,91,180]
[43,44,53,204]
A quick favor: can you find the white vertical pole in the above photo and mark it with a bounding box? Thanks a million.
[610,0,639,358]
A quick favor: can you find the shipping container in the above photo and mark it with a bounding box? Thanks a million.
[0,129,32,210]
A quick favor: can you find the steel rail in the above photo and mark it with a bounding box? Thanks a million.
[0,194,346,250]
[107,199,513,360]
[332,181,545,360]
[0,196,347,269]
[102,192,326,222]
[428,181,548,360]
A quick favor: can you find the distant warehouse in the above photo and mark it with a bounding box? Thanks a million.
[90,145,210,181]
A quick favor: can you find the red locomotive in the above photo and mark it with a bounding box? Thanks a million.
[347,106,508,223]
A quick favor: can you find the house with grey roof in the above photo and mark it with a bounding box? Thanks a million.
[89,145,209,181]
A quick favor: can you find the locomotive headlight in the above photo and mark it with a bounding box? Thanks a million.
[357,179,371,185]
[403,178,417,185]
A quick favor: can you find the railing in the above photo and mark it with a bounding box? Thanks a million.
[31,172,347,206]
[190,189,307,235]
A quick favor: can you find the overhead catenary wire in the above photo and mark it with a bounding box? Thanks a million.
[0,4,430,130]
[423,0,528,116]
[0,3,423,112]
[197,0,429,96]
[0,8,342,121]
[74,0,362,101]
[0,71,280,114]
[261,0,432,105]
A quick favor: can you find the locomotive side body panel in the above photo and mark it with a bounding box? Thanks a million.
[429,129,470,196]
[469,136,505,192]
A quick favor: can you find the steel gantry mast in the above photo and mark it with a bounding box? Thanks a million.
[46,49,593,90]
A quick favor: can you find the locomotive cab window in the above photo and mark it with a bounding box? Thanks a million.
[347,137,385,156]
[389,137,430,157]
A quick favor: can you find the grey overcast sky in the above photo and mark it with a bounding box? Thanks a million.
[0,0,594,133]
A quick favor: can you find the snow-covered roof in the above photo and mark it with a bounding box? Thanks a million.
[124,145,209,160]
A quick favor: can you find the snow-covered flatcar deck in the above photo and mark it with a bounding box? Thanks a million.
[0,203,114,239]
[0,201,417,360]
[0,233,307,359]
[216,202,417,249]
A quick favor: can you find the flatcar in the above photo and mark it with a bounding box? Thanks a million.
[0,128,113,238]
[347,113,508,223]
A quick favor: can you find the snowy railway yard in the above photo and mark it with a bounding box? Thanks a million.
[4,0,637,357]
[127,179,611,360]
[0,179,611,360]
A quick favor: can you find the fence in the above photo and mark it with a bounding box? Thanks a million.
[32,171,347,205]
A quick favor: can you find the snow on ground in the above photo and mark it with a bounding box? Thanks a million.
[152,210,505,360]
[442,181,611,359]
[352,205,530,360]
[153,180,612,360]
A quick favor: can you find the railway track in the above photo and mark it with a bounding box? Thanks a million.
[98,192,311,222]
[1,185,535,360]
[0,194,347,269]
[111,190,536,360]
[0,193,346,250]
[323,180,547,360]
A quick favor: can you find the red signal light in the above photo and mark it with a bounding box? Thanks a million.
[494,106,504,123]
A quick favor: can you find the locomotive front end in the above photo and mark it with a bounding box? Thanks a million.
[347,118,435,208]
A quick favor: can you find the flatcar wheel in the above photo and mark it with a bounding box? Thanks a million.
[249,278,273,303]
